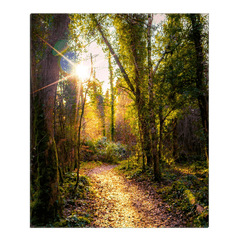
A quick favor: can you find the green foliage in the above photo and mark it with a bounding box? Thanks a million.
[62,173,91,201]
[195,186,209,206]
[157,181,194,224]
[192,209,209,228]
[53,214,90,227]
[156,176,208,227]
[162,171,177,181]
[35,170,93,228]
[81,160,103,169]
[102,141,126,163]
[83,137,128,164]
[116,157,146,180]
[84,139,97,154]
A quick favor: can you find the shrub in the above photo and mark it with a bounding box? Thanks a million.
[94,138,127,163]
[81,137,128,163]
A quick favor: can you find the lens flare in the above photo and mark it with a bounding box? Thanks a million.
[52,39,69,56]
[60,51,77,74]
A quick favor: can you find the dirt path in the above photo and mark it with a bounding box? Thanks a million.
[86,164,186,228]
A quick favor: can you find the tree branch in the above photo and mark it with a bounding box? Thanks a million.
[152,41,171,77]
[162,106,177,123]
[92,15,135,95]
[118,84,133,94]
[147,14,153,86]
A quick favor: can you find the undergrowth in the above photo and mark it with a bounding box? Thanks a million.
[31,138,127,227]
[31,162,97,227]
[116,155,209,228]
[51,213,91,228]
[82,137,128,164]
[60,172,91,201]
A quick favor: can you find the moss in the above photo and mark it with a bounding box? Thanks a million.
[193,209,209,227]
[60,172,91,205]
[156,179,208,227]
[31,134,62,226]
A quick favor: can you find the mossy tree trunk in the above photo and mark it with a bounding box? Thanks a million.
[147,14,161,181]
[188,14,209,161]
[136,97,152,167]
[31,132,60,225]
[31,14,70,225]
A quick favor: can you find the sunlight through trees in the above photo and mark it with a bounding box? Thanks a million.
[30,13,208,228]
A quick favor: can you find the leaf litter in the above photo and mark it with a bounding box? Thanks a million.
[82,164,187,228]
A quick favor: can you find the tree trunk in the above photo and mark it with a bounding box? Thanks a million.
[138,119,146,171]
[147,14,161,181]
[108,52,115,141]
[31,14,70,225]
[74,54,93,192]
[172,118,178,160]
[30,40,38,186]
[158,105,163,173]
[136,99,152,167]
[74,80,85,193]
[189,14,209,161]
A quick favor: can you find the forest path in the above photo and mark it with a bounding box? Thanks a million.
[86,164,186,228]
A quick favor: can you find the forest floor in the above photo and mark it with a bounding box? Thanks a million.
[79,164,187,228]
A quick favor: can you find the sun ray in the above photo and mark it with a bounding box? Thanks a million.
[31,34,79,95]
[31,34,114,95]
[36,34,76,68]
[31,74,73,94]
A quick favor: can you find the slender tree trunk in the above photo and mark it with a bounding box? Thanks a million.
[147,14,161,181]
[138,119,146,171]
[74,54,93,192]
[74,81,85,193]
[108,52,115,141]
[172,118,178,160]
[158,105,163,171]
[74,79,84,193]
